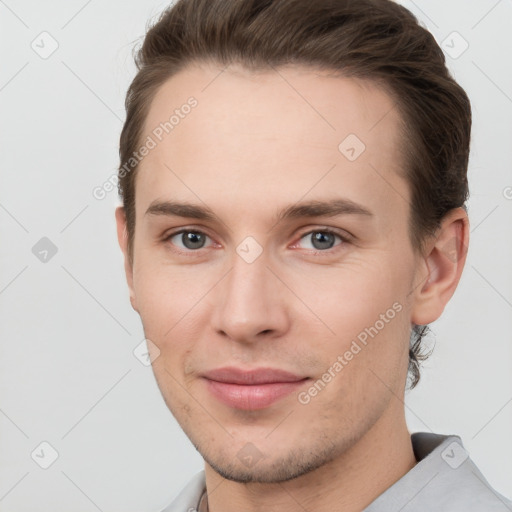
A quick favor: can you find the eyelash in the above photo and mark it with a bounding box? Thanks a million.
[162,227,351,256]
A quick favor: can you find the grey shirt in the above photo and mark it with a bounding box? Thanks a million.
[160,432,512,511]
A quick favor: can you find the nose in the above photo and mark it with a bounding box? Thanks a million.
[210,246,290,344]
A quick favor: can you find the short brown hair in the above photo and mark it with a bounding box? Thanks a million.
[118,0,472,388]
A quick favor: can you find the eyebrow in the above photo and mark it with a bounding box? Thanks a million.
[274,198,374,223]
[145,198,374,225]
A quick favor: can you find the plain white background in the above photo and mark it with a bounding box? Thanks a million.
[0,0,511,510]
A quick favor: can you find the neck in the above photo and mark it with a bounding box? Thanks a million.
[203,408,416,512]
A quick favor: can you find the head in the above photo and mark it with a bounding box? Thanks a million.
[116,0,471,484]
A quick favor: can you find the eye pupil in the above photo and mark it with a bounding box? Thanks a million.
[312,231,335,250]
[173,230,340,252]
[183,231,205,249]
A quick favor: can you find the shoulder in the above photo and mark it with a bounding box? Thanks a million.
[410,433,512,511]
[431,466,512,511]
[366,432,512,511]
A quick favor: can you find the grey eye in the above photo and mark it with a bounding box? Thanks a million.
[171,231,210,250]
[299,231,342,251]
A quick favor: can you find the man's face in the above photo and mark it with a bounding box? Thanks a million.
[119,63,424,483]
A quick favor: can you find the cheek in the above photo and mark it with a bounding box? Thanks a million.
[132,262,182,346]
[132,260,213,369]
[296,309,409,432]
[291,257,405,338]
[290,257,411,386]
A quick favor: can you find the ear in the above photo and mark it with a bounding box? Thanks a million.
[410,207,469,325]
[115,206,138,313]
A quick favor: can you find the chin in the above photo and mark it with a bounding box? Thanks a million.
[200,441,342,484]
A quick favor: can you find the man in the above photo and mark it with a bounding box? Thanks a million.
[115,0,512,510]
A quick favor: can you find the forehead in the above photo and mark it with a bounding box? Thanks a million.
[136,62,409,227]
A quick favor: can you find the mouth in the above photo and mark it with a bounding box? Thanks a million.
[201,366,310,410]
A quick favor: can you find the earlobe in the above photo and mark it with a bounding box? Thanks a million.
[410,207,469,326]
[115,206,138,313]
